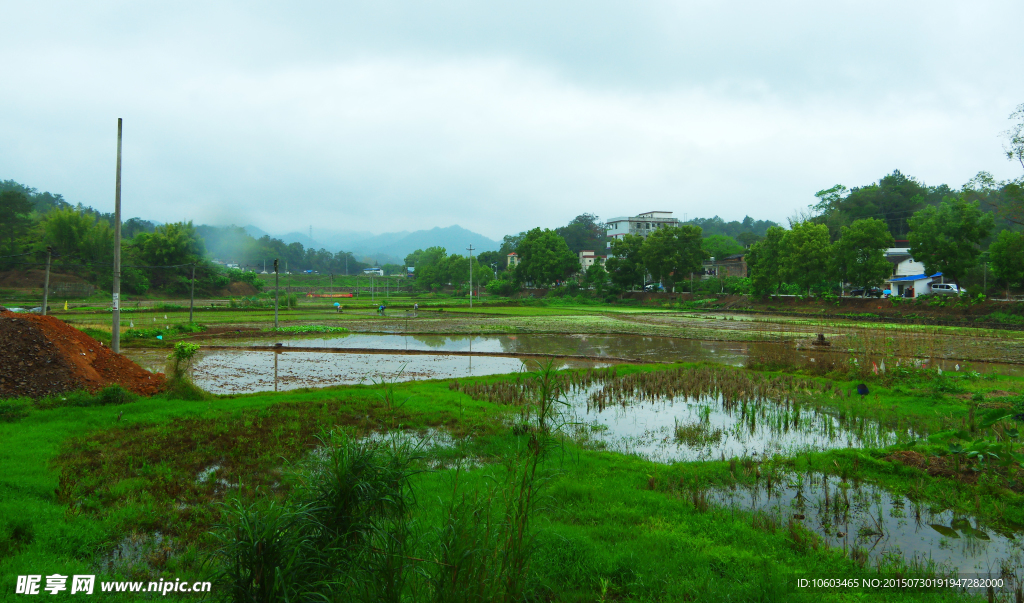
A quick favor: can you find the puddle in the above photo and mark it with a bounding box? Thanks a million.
[568,389,915,463]
[307,429,484,473]
[709,473,1024,580]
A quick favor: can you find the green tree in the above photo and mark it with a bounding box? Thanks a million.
[605,234,646,292]
[812,171,947,238]
[745,226,786,296]
[1005,103,1024,174]
[515,228,579,286]
[782,222,832,295]
[556,213,607,254]
[811,184,850,239]
[475,250,504,275]
[735,231,762,248]
[498,232,527,255]
[583,263,609,296]
[405,246,448,290]
[908,197,995,289]
[136,221,206,266]
[0,190,33,253]
[42,208,102,260]
[702,234,744,260]
[441,254,470,286]
[640,225,705,292]
[831,218,894,293]
[988,230,1024,297]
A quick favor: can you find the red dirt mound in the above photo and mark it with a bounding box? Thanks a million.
[220,282,258,296]
[0,311,165,399]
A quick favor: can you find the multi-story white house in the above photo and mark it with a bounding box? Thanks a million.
[605,211,680,247]
[578,250,605,271]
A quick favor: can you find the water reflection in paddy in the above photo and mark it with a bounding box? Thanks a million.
[710,473,1024,579]
[123,347,608,394]
[195,332,753,365]
[568,390,916,464]
[194,333,1024,376]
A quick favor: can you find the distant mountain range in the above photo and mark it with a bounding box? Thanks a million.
[243,225,500,265]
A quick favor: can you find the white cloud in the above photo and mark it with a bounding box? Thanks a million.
[1,1,1022,240]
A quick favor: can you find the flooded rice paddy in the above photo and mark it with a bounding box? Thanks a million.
[125,332,1024,394]
[119,331,1024,582]
[568,389,913,463]
[710,473,1024,579]
[125,346,606,394]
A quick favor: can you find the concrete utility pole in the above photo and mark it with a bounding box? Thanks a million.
[189,263,196,323]
[274,258,280,329]
[467,244,475,308]
[112,118,123,354]
[42,246,52,316]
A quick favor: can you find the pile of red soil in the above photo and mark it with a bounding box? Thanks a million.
[0,310,165,399]
[220,281,258,296]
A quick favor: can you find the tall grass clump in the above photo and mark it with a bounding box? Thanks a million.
[209,430,424,602]
[165,341,208,400]
[431,440,546,602]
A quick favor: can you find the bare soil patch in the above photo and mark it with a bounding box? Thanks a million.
[0,310,164,398]
[0,269,90,289]
[219,282,257,296]
[885,450,977,483]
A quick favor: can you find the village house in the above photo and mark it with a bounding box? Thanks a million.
[702,254,747,279]
[578,250,605,271]
[605,211,680,246]
[883,247,945,297]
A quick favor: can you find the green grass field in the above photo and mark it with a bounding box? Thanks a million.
[2,355,1022,601]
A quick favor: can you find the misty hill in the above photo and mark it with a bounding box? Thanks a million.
[355,226,499,260]
[241,225,376,252]
[244,224,499,264]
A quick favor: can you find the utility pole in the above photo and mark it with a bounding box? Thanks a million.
[274,258,279,329]
[42,246,52,316]
[112,118,123,354]
[467,244,475,308]
[189,263,196,323]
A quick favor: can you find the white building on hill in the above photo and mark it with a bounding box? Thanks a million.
[605,211,680,247]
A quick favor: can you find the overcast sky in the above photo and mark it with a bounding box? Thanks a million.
[3,1,1023,241]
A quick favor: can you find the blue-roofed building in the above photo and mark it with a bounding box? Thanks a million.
[886,272,943,297]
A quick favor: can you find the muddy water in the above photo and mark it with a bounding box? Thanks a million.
[193,332,753,364]
[711,473,1024,580]
[123,332,1024,394]
[195,332,1024,375]
[123,347,608,394]
[568,391,915,464]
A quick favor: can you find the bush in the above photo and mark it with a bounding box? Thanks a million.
[486,279,519,296]
[34,384,138,409]
[96,384,138,405]
[226,268,265,292]
[0,402,29,423]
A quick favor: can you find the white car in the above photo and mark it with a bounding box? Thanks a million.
[930,283,961,296]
